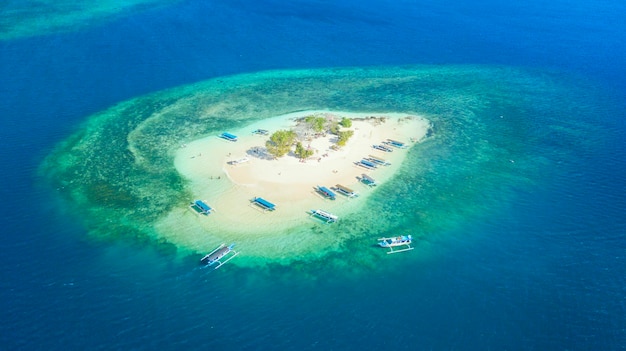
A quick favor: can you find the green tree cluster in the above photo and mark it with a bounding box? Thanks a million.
[294,142,314,160]
[328,121,340,135]
[336,130,354,147]
[265,130,297,158]
[339,117,352,128]
[305,116,326,133]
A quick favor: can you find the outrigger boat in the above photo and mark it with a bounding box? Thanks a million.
[356,159,377,170]
[219,132,238,142]
[367,155,391,166]
[190,200,215,215]
[315,185,336,200]
[227,157,250,165]
[252,197,276,211]
[385,139,407,149]
[200,243,239,269]
[333,184,359,198]
[358,173,377,187]
[372,144,393,152]
[377,235,414,254]
[359,159,378,169]
[310,209,338,223]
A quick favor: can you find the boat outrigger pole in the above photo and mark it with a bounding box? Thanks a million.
[377,235,414,254]
[200,243,239,269]
[384,244,414,254]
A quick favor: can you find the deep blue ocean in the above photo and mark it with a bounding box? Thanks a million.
[1,0,625,350]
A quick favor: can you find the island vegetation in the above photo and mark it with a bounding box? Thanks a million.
[265,130,297,157]
[304,116,326,133]
[336,130,354,147]
[295,142,315,159]
[265,115,355,159]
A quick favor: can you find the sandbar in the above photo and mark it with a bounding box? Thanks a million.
[172,111,430,239]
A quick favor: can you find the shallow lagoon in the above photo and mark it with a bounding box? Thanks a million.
[41,65,601,267]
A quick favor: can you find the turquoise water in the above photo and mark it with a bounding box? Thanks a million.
[41,65,585,267]
[0,0,178,40]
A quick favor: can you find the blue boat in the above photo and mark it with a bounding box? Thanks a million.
[358,174,377,187]
[252,197,276,211]
[316,186,336,200]
[359,159,378,169]
[372,144,393,152]
[367,155,391,166]
[191,200,214,215]
[385,139,407,148]
[220,132,238,141]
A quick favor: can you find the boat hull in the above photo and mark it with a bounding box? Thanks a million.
[378,235,412,248]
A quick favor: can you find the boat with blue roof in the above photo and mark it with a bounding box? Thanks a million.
[190,200,215,215]
[384,139,407,149]
[315,185,336,200]
[358,173,377,187]
[251,197,276,211]
[358,159,378,170]
[367,155,391,166]
[219,132,238,142]
[372,144,393,152]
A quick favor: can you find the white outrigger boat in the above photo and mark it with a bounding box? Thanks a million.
[377,235,414,254]
[358,173,377,187]
[367,155,391,166]
[227,157,249,165]
[372,144,393,152]
[333,184,359,198]
[310,209,338,223]
[200,243,239,269]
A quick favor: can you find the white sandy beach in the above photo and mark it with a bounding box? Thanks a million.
[170,111,430,242]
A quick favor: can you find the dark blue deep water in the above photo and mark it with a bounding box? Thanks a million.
[1,0,625,349]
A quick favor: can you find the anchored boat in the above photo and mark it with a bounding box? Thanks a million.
[190,200,215,215]
[385,139,407,149]
[310,209,338,223]
[219,132,238,142]
[358,173,377,187]
[358,159,378,170]
[228,157,249,165]
[252,197,276,211]
[367,155,391,166]
[200,243,239,269]
[372,144,393,152]
[377,235,414,254]
[315,186,336,200]
[333,184,359,198]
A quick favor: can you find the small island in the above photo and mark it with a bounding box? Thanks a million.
[172,110,430,235]
[39,65,557,263]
